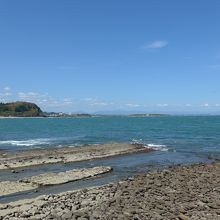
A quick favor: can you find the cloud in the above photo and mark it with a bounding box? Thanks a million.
[156,104,169,107]
[202,103,209,107]
[90,101,114,106]
[18,92,40,100]
[4,87,11,91]
[0,87,13,101]
[2,86,220,114]
[0,92,12,98]
[143,40,168,49]
[63,98,73,105]
[81,98,95,102]
[80,97,114,107]
[201,103,220,107]
[4,92,12,97]
[17,92,73,108]
[125,103,140,108]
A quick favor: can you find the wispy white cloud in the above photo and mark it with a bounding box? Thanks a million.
[201,103,209,107]
[18,92,40,100]
[4,87,11,91]
[80,97,114,107]
[1,86,220,113]
[63,98,73,105]
[17,92,73,108]
[143,40,168,49]
[80,98,95,102]
[201,103,220,107]
[0,92,12,98]
[185,104,192,107]
[0,87,13,101]
[90,101,114,107]
[156,104,169,107]
[125,103,140,108]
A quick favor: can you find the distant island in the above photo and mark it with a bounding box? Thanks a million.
[0,102,43,117]
[129,114,167,117]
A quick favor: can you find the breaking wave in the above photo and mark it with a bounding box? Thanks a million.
[132,139,169,152]
[0,138,52,147]
[145,143,169,152]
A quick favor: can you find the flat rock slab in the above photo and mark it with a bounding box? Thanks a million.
[26,166,112,186]
[0,166,112,196]
[0,181,37,196]
[0,143,151,170]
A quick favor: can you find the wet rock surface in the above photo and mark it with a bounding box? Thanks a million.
[1,163,220,219]
[0,181,38,196]
[0,143,150,170]
[26,166,112,186]
[0,167,112,196]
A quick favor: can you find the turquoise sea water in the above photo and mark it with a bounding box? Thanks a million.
[0,116,220,160]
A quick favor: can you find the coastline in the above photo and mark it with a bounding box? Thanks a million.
[0,141,218,219]
[0,163,219,219]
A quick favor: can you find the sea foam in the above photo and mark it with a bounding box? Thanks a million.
[0,138,52,147]
[146,143,169,152]
[132,139,169,151]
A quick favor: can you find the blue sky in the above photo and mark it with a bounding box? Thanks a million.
[0,0,220,114]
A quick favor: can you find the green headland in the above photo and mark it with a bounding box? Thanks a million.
[0,102,43,117]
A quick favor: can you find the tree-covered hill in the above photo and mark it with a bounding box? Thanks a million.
[0,102,43,117]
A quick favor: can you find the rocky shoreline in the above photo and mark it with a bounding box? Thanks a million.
[1,163,220,220]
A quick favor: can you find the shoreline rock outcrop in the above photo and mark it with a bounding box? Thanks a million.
[0,143,152,170]
[0,166,112,196]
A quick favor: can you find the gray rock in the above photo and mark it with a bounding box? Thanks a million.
[61,211,73,219]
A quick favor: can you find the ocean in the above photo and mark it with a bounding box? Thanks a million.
[0,116,220,160]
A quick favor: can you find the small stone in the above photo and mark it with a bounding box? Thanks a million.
[11,170,18,173]
[20,211,31,218]
[178,214,190,220]
[133,214,139,220]
[62,212,73,219]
